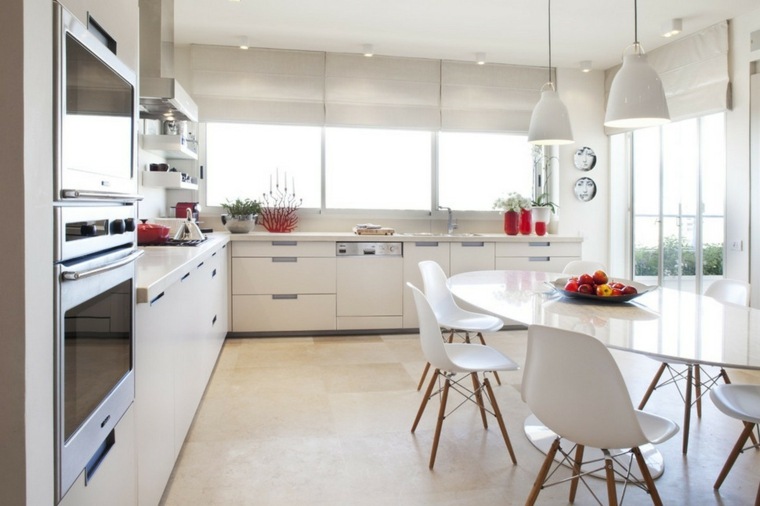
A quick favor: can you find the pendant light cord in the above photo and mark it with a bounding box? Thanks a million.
[634,0,639,45]
[547,0,552,84]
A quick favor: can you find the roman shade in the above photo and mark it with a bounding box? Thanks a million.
[189,45,326,125]
[604,21,730,134]
[188,45,546,133]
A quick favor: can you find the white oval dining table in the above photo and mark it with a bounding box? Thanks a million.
[448,270,760,478]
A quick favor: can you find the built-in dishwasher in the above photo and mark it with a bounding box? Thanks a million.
[336,242,403,330]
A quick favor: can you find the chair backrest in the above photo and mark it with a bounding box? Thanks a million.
[561,260,607,275]
[407,282,459,372]
[522,324,649,450]
[704,279,750,306]
[418,260,460,320]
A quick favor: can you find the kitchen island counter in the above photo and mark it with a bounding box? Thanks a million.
[136,233,230,303]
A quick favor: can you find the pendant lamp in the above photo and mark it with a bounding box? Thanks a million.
[604,0,670,128]
[528,0,573,145]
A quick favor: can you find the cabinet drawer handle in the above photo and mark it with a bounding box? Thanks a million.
[196,261,205,269]
[461,242,485,247]
[212,268,217,278]
[212,251,217,257]
[272,240,297,246]
[528,241,551,247]
[181,272,190,282]
[272,257,297,263]
[272,294,298,300]
[415,242,439,247]
[150,292,165,306]
[212,314,217,326]
[529,256,551,262]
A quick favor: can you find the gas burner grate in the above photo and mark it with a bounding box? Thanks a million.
[162,238,208,247]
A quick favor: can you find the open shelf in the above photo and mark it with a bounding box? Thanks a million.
[140,134,198,160]
[141,171,198,190]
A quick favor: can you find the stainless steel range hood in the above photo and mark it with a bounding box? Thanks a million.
[139,0,198,122]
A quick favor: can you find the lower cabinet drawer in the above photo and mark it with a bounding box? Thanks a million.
[232,294,336,332]
[494,256,579,272]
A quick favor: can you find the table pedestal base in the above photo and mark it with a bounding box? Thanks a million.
[524,414,665,481]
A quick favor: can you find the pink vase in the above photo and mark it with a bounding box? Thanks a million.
[519,208,532,235]
[504,211,519,235]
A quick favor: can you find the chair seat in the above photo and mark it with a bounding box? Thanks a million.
[444,343,519,373]
[710,384,760,425]
[635,410,680,445]
[436,309,504,333]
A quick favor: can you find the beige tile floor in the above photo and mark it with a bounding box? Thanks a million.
[161,330,760,505]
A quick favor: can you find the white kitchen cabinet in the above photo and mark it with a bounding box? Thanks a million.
[135,241,229,505]
[58,405,137,506]
[494,240,581,272]
[402,241,451,328]
[449,241,495,275]
[231,241,337,332]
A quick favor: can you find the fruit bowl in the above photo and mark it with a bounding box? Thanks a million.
[549,277,657,303]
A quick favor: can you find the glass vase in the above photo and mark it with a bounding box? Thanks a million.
[504,211,519,235]
[519,208,532,235]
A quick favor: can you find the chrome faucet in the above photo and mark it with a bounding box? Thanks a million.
[438,206,457,234]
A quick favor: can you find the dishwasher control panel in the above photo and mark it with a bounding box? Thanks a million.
[336,242,402,256]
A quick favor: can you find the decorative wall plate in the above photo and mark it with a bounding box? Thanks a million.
[574,146,597,171]
[574,177,596,202]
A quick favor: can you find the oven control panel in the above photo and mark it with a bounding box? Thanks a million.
[55,204,137,262]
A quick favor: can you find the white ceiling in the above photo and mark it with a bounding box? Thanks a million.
[174,0,759,71]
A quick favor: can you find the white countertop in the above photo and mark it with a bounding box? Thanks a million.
[136,233,230,304]
[226,231,582,242]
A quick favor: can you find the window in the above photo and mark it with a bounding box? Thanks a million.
[205,123,322,208]
[324,128,432,210]
[204,122,534,212]
[438,132,533,211]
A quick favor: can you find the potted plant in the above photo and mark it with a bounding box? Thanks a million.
[493,192,530,235]
[220,197,261,233]
[530,193,558,236]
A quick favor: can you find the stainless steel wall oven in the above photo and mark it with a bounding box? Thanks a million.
[54,2,142,501]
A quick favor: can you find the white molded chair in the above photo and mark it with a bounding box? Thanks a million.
[522,325,678,506]
[639,278,751,453]
[710,384,760,502]
[562,260,606,275]
[416,260,505,390]
[408,282,519,469]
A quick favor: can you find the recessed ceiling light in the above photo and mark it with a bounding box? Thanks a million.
[476,52,486,65]
[239,36,249,50]
[580,60,592,73]
[662,18,682,38]
[362,44,374,57]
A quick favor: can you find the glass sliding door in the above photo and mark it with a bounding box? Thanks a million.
[632,113,726,293]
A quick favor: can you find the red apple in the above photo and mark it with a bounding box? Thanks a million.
[622,285,638,295]
[564,280,579,292]
[592,270,609,285]
[578,273,594,286]
[612,288,624,296]
[611,282,625,290]
[577,283,594,294]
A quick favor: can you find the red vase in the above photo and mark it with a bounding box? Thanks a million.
[519,208,532,235]
[504,211,519,235]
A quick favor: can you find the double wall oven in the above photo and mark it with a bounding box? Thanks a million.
[54,2,142,501]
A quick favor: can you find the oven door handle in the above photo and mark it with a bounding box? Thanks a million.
[61,250,144,281]
[60,189,144,202]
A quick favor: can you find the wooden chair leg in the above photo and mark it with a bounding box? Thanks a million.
[633,446,662,506]
[471,372,488,429]
[714,421,756,489]
[429,378,451,469]
[639,362,668,410]
[603,450,619,506]
[694,365,702,418]
[755,479,760,506]
[412,369,439,433]
[526,437,560,506]
[416,362,431,391]
[476,332,502,385]
[683,365,693,454]
[569,444,585,502]
[483,377,516,464]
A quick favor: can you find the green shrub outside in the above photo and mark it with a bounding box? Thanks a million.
[634,235,723,277]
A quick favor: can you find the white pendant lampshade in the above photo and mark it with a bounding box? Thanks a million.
[604,0,670,129]
[528,84,574,145]
[604,48,670,128]
[528,0,573,145]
